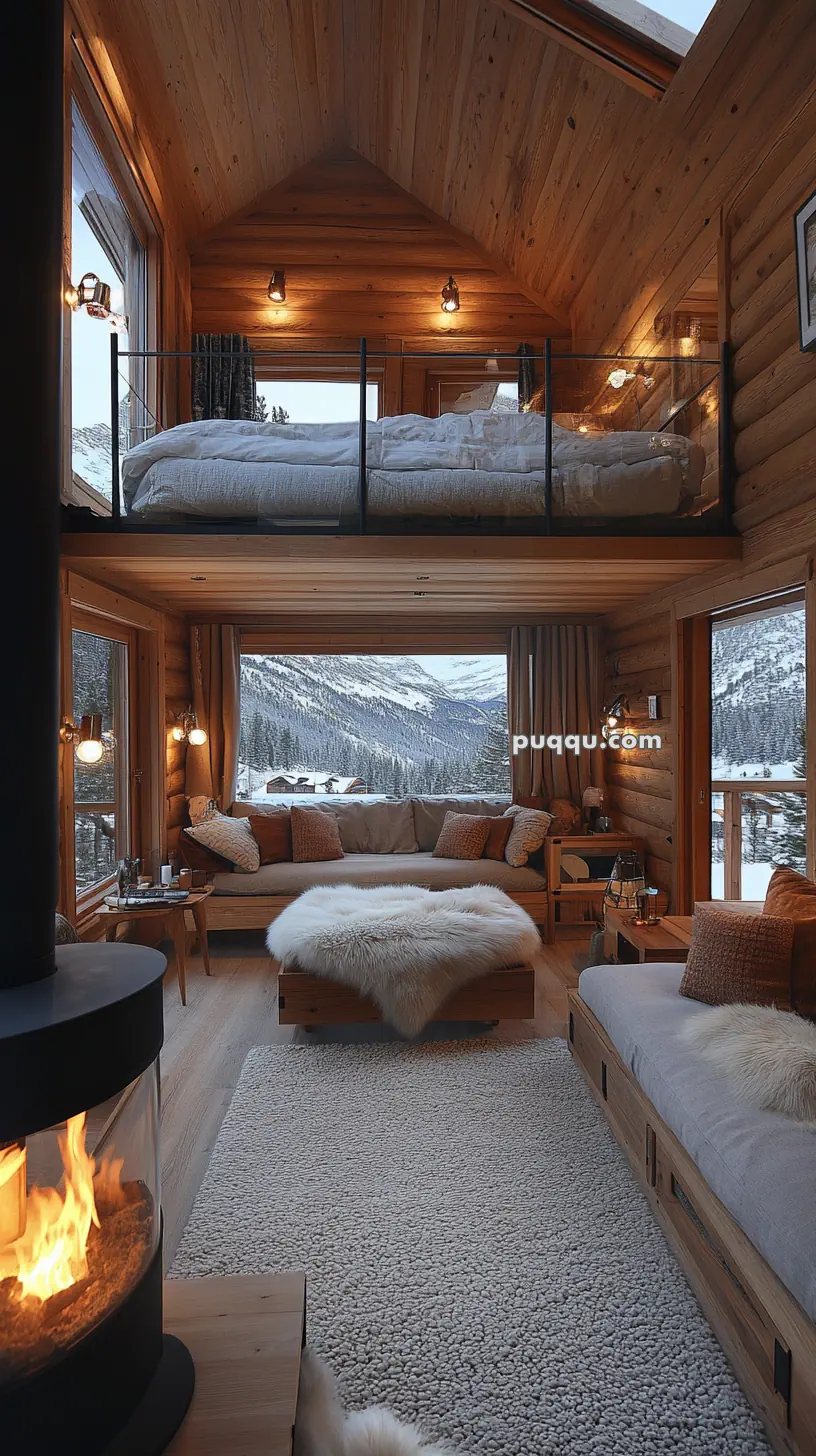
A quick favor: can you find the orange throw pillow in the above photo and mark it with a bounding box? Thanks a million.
[290,806,344,864]
[679,904,794,1009]
[249,812,292,865]
[482,816,513,861]
[763,866,816,1016]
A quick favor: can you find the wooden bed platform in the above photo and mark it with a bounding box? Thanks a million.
[275,961,536,1027]
[568,990,816,1456]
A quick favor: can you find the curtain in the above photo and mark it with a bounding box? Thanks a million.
[508,625,605,805]
[516,343,537,409]
[191,333,257,420]
[186,625,241,808]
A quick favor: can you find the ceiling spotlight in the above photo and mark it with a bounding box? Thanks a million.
[267,270,286,303]
[441,276,460,313]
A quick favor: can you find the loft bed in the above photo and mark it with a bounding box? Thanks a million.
[69,341,732,537]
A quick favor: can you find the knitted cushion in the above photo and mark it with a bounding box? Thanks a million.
[680,904,795,1009]
[433,812,491,860]
[186,812,261,873]
[290,806,344,864]
[503,805,554,867]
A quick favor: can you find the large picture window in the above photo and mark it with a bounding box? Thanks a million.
[710,595,807,899]
[237,653,509,801]
[70,98,150,501]
[72,618,133,897]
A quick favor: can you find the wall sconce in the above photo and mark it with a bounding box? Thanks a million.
[601,694,629,737]
[171,707,208,746]
[607,368,636,390]
[441,276,460,313]
[60,713,111,764]
[267,270,286,303]
[67,272,112,319]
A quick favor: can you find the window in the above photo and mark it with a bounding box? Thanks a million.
[591,1,713,49]
[70,98,150,501]
[433,379,518,416]
[72,620,133,896]
[710,596,807,900]
[255,381,379,423]
[237,653,509,801]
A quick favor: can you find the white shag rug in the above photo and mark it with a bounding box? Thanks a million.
[266,884,541,1036]
[171,1040,770,1456]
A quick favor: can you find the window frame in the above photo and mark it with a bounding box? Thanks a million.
[71,609,138,914]
[426,369,519,418]
[64,48,160,511]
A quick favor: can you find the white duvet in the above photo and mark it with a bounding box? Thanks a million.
[122,412,705,520]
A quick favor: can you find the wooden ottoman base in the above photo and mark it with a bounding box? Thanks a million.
[275,962,535,1027]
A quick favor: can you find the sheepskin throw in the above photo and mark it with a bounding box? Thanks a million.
[266,884,541,1036]
[682,1003,816,1126]
[295,1348,457,1456]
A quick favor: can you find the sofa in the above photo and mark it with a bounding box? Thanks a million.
[186,796,549,933]
[570,963,816,1456]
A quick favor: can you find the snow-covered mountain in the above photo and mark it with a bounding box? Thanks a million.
[712,607,805,775]
[411,655,507,705]
[238,653,508,796]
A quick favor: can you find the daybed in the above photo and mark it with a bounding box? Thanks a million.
[121,412,706,523]
[570,963,816,1456]
[193,796,549,933]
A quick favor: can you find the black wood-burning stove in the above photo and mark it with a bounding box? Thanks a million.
[0,4,194,1450]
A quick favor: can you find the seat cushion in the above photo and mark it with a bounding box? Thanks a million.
[578,962,816,1320]
[212,851,546,896]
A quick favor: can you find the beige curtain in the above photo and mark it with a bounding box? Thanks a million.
[509,625,605,805]
[186,625,241,807]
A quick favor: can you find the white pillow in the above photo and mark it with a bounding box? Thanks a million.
[186,812,260,873]
[502,805,553,867]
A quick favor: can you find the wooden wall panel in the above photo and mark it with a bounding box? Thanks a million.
[190,151,566,361]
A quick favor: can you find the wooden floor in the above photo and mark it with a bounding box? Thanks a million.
[159,929,588,1263]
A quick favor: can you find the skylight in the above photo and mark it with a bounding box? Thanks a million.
[591,0,717,54]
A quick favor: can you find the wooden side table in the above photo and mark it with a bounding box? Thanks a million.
[545,833,644,943]
[604,906,690,964]
[97,886,214,1005]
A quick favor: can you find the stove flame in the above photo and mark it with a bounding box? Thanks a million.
[0,1114,100,1304]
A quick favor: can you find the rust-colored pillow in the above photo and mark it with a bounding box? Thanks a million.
[763,866,816,1015]
[433,812,491,860]
[178,827,233,875]
[679,904,794,1009]
[482,816,513,861]
[249,811,292,866]
[290,806,344,864]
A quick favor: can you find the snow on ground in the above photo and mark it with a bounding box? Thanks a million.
[710,862,775,900]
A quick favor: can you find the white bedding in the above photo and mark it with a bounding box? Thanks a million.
[123,412,705,521]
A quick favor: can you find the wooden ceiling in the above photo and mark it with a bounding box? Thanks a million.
[191,151,568,345]
[61,535,741,618]
[74,0,663,328]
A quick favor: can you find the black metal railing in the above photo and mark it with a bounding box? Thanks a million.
[94,337,729,536]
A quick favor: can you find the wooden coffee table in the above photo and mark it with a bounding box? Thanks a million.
[97,886,214,1005]
[604,906,691,964]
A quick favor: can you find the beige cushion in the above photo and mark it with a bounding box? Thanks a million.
[410,796,509,851]
[332,799,419,854]
[503,805,554,867]
[290,806,344,863]
[433,812,491,860]
[186,812,261,873]
[212,852,546,896]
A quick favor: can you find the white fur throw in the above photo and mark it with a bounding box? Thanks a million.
[266,883,541,1037]
[681,1003,816,1126]
[294,1348,458,1456]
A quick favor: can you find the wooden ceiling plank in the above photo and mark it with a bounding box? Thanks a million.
[491,0,675,98]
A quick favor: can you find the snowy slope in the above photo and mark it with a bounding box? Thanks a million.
[711,607,805,775]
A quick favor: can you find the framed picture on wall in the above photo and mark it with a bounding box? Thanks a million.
[795,187,816,352]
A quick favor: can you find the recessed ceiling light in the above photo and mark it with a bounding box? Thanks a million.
[416,575,430,581]
[190,575,207,581]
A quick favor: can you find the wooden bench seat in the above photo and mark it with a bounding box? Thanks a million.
[275,961,535,1027]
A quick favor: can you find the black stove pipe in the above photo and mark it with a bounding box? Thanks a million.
[2,0,63,988]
